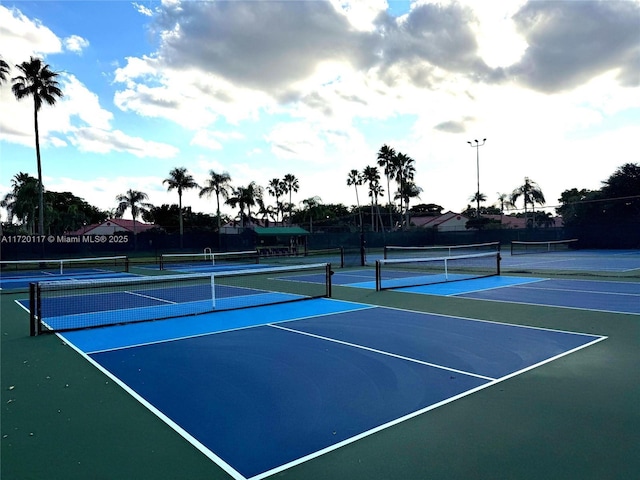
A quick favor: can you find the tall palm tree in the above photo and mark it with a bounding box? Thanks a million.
[0,56,9,84]
[282,173,299,225]
[370,181,385,233]
[347,169,363,229]
[115,189,153,247]
[12,56,63,235]
[393,152,416,229]
[510,177,545,227]
[267,178,285,223]
[199,170,232,229]
[163,167,199,247]
[376,144,396,231]
[362,165,382,232]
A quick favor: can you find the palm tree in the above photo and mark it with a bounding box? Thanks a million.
[282,174,299,225]
[300,196,323,233]
[1,172,39,232]
[395,181,422,228]
[163,167,199,248]
[496,192,511,224]
[510,177,546,227]
[393,152,416,229]
[115,189,153,247]
[12,56,63,234]
[376,144,396,231]
[0,56,9,84]
[347,169,364,229]
[199,170,232,229]
[267,178,285,223]
[469,192,487,216]
[362,165,382,232]
[226,182,262,227]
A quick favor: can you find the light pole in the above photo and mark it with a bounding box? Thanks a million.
[467,138,486,217]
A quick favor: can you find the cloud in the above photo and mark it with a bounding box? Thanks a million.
[0,6,62,64]
[132,2,154,17]
[70,127,179,158]
[64,34,89,53]
[153,0,377,98]
[508,0,640,93]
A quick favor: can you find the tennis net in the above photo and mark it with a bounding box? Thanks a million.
[30,263,332,335]
[159,250,260,271]
[384,241,500,259]
[260,247,345,268]
[510,239,579,255]
[0,255,129,276]
[375,251,500,291]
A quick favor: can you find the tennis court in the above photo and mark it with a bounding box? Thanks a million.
[2,247,639,480]
[54,298,604,480]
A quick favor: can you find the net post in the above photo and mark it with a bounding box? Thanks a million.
[444,258,449,280]
[59,260,64,275]
[125,256,130,273]
[375,260,381,291]
[339,247,345,268]
[496,251,501,276]
[29,283,37,336]
[211,274,216,308]
[326,263,332,297]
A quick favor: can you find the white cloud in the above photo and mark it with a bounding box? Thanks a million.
[0,6,62,65]
[70,127,180,158]
[132,2,154,17]
[64,34,89,53]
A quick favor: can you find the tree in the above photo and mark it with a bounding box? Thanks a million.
[0,56,9,84]
[395,181,422,228]
[199,170,232,229]
[163,167,199,247]
[393,152,416,229]
[226,182,262,227]
[510,177,545,227]
[44,191,108,235]
[300,196,325,233]
[376,144,397,231]
[12,57,63,235]
[282,174,299,225]
[600,163,640,221]
[346,169,364,229]
[469,192,487,211]
[267,178,285,223]
[1,172,39,232]
[115,189,153,245]
[410,203,443,215]
[557,163,640,225]
[362,165,383,231]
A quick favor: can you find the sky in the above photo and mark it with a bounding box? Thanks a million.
[1,0,639,222]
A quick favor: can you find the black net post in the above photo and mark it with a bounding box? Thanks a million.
[29,283,41,336]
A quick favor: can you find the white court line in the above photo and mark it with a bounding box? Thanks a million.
[270,323,496,381]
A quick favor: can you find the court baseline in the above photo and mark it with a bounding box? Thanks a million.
[60,298,605,479]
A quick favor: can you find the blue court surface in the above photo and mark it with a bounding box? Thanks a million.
[323,269,640,315]
[396,277,640,315]
[0,270,136,290]
[60,298,605,480]
[501,249,640,273]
